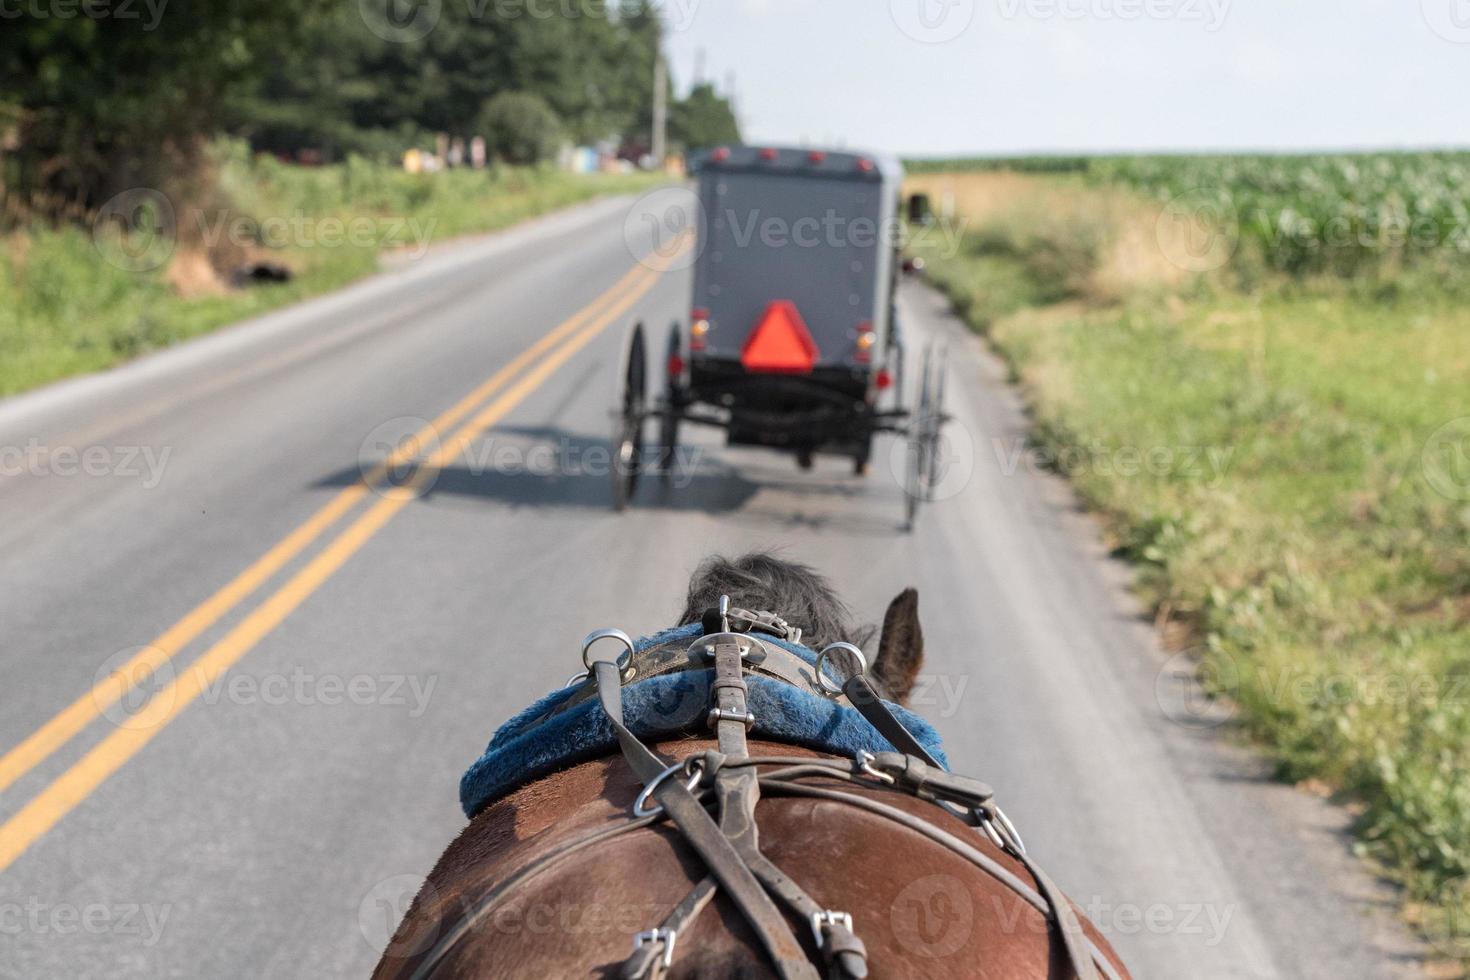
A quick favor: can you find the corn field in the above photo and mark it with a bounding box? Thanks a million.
[913,153,1470,278]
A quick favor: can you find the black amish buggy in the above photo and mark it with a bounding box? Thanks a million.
[611,145,948,529]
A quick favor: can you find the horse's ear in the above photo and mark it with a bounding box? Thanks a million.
[873,588,923,704]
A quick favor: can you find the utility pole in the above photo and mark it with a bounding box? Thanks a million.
[652,54,668,167]
[724,70,740,134]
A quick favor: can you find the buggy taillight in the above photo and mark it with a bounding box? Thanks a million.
[690,312,710,352]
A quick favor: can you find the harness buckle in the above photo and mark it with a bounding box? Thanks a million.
[810,909,854,949]
[706,707,756,730]
[734,609,803,644]
[631,928,678,970]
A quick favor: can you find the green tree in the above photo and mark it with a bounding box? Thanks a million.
[228,5,420,162]
[0,1,332,214]
[669,83,742,152]
[235,0,667,159]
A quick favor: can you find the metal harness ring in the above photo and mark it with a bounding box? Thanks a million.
[632,759,706,818]
[581,628,636,672]
[814,642,868,696]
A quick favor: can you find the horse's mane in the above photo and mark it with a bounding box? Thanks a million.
[675,552,876,651]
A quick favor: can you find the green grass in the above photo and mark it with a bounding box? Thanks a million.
[0,144,665,396]
[914,168,1470,963]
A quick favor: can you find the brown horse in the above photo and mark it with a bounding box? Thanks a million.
[373,554,1131,979]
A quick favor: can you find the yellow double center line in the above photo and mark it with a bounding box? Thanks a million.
[0,240,685,874]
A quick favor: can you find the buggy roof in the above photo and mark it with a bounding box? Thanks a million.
[691,145,904,185]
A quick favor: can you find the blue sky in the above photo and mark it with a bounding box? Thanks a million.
[662,0,1470,156]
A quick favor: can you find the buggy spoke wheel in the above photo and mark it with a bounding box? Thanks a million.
[659,322,682,482]
[612,323,647,511]
[904,344,943,531]
[923,346,948,502]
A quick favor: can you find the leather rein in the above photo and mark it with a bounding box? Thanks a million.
[406,601,1120,980]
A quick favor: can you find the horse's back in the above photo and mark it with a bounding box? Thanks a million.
[373,740,1129,980]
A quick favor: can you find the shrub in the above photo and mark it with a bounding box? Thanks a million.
[477,93,563,167]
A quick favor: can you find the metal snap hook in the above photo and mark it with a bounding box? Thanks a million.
[979,803,1028,857]
[855,750,895,785]
[815,642,868,696]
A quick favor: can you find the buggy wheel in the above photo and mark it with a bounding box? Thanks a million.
[925,347,948,495]
[904,344,944,531]
[659,322,682,481]
[612,323,647,511]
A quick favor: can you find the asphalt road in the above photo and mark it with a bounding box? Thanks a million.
[0,193,1427,979]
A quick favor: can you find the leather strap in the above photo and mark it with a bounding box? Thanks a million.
[1019,856,1103,980]
[744,850,869,980]
[711,635,762,851]
[620,877,718,980]
[758,777,1120,980]
[708,637,867,980]
[592,659,819,980]
[541,635,851,726]
[842,674,945,770]
[405,816,662,980]
[869,752,994,809]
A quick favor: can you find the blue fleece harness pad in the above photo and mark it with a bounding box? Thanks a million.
[460,623,948,817]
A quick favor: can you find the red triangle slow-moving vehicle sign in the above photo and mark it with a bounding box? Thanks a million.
[740,300,820,374]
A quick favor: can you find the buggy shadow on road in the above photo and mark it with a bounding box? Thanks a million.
[314,425,760,513]
[315,425,908,531]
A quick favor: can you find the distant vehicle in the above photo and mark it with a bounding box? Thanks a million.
[612,145,947,529]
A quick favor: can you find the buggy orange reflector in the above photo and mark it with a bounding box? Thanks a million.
[741,301,819,375]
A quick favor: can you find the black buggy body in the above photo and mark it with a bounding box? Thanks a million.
[684,145,904,462]
[611,145,947,529]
